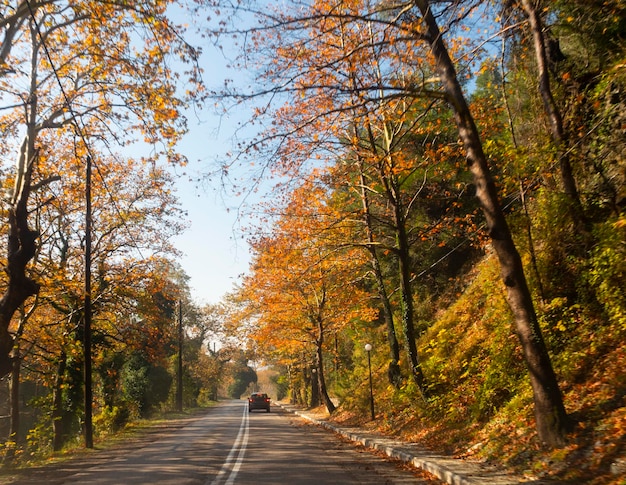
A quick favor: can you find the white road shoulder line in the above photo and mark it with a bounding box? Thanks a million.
[208,403,249,485]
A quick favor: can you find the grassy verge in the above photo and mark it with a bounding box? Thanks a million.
[0,405,215,474]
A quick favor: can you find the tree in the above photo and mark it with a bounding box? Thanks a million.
[213,0,569,446]
[409,0,570,447]
[509,0,589,239]
[0,0,202,378]
[217,0,474,394]
[227,351,257,399]
[328,110,477,392]
[239,179,376,413]
[8,151,187,449]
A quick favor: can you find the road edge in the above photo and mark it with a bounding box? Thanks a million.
[278,402,535,485]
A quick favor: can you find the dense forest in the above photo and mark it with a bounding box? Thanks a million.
[0,0,624,484]
[216,0,626,482]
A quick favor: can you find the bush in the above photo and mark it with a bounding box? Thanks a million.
[94,406,130,436]
[121,355,172,418]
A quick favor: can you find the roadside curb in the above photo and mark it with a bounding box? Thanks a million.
[278,403,531,485]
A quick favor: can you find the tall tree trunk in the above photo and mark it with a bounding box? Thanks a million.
[0,136,40,378]
[0,50,42,377]
[315,317,336,414]
[398,223,426,395]
[9,349,20,442]
[519,0,589,238]
[347,41,403,387]
[499,42,545,301]
[366,116,426,393]
[395,200,426,393]
[414,0,570,447]
[357,160,403,387]
[4,347,21,463]
[520,180,546,302]
[52,351,67,452]
[370,253,404,386]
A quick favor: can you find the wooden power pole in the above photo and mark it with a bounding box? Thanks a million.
[176,300,183,412]
[84,155,93,448]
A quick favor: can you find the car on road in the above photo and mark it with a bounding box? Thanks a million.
[248,393,271,412]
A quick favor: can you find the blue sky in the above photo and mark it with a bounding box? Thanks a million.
[169,9,258,305]
[170,145,252,305]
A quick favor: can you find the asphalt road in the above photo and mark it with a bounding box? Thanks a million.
[2,400,441,484]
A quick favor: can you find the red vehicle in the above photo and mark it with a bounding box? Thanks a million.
[248,393,271,413]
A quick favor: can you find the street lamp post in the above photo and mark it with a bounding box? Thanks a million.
[364,343,374,420]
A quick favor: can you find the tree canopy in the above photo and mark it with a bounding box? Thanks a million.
[0,0,624,481]
[211,0,625,475]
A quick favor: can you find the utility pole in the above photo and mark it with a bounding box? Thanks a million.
[84,155,93,448]
[176,300,183,412]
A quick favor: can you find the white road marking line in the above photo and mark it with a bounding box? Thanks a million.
[208,403,249,485]
[225,406,249,485]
